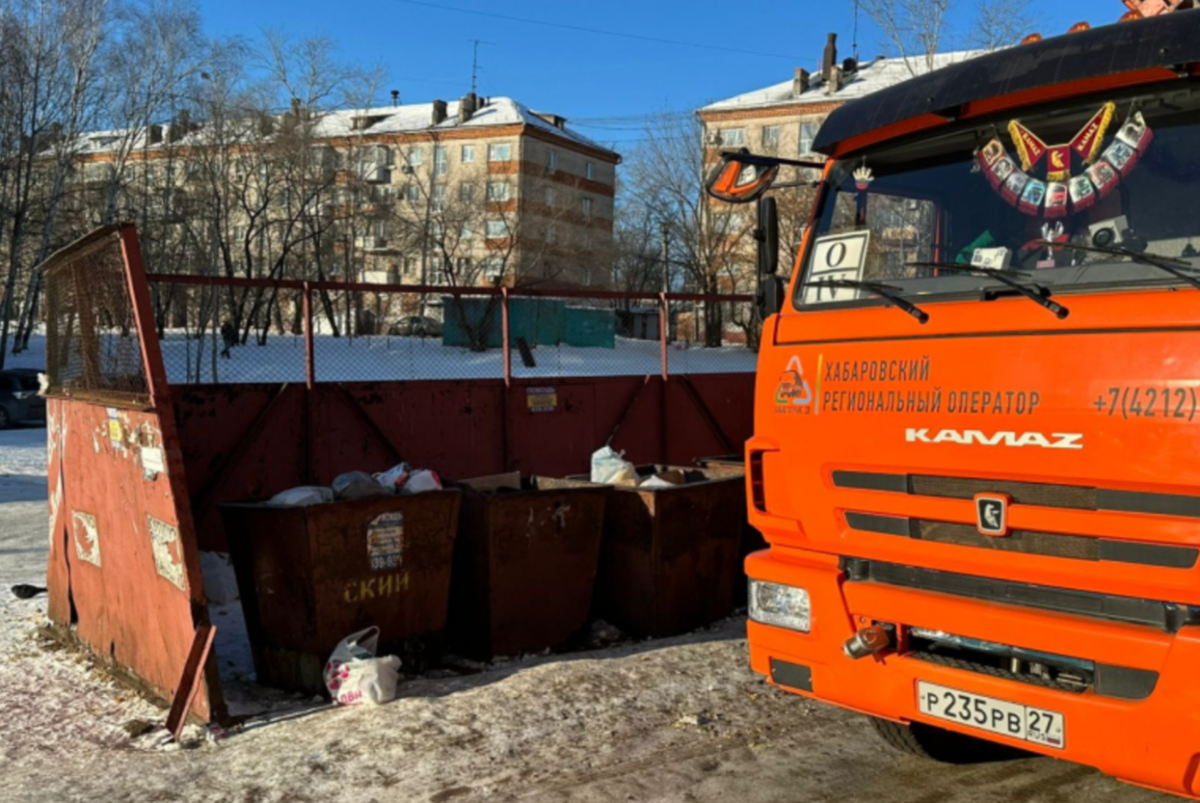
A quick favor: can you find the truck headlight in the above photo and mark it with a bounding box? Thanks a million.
[749,580,810,633]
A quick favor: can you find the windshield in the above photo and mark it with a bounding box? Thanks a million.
[795,85,1200,309]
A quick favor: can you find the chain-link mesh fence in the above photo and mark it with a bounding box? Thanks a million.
[143,277,757,385]
[44,228,151,405]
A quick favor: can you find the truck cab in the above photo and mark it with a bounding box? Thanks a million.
[722,8,1200,798]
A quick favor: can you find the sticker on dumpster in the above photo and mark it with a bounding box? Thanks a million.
[527,387,558,413]
[71,510,101,568]
[106,408,124,451]
[141,446,165,479]
[147,515,187,591]
[367,512,404,571]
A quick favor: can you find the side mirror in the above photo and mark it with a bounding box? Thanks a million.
[705,149,780,204]
[756,196,779,275]
[758,275,785,319]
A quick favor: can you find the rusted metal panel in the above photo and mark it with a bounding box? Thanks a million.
[47,398,220,720]
[174,374,753,552]
[220,492,461,694]
[589,466,745,639]
[448,476,609,659]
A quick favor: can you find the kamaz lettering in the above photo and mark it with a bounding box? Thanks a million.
[905,428,1083,449]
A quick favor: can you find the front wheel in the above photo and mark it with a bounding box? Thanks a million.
[870,717,1030,764]
[0,405,10,430]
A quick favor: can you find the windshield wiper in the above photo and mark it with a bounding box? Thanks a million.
[907,263,1069,320]
[807,278,929,324]
[1037,240,1200,292]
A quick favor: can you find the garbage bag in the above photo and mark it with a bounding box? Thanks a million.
[399,469,442,495]
[374,462,412,494]
[591,446,636,485]
[332,471,388,501]
[323,626,402,706]
[268,486,334,507]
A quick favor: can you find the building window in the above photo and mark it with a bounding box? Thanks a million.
[581,197,593,218]
[585,161,595,180]
[404,256,418,276]
[485,219,507,238]
[460,222,473,240]
[486,181,510,201]
[548,149,557,172]
[719,128,746,147]
[545,187,555,207]
[434,146,448,176]
[459,183,475,202]
[762,125,780,148]
[799,121,819,155]
[431,220,445,239]
[404,184,419,203]
[488,142,512,162]
[405,147,424,167]
[456,256,472,274]
[546,225,557,244]
[461,144,475,163]
[432,184,446,210]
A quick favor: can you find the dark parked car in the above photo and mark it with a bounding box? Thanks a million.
[387,316,443,338]
[0,369,45,428]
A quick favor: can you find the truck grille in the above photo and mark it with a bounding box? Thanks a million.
[833,470,1200,519]
[842,557,1200,632]
[845,512,1198,569]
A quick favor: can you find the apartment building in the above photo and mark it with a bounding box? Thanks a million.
[61,93,620,295]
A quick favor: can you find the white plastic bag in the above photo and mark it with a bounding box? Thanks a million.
[323,627,402,706]
[374,462,411,493]
[269,486,334,507]
[399,469,442,495]
[591,446,636,485]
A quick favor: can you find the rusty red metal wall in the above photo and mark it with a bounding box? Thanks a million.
[175,374,754,552]
[43,226,221,722]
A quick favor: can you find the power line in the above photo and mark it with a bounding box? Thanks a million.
[386,0,806,61]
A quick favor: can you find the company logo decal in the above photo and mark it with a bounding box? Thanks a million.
[775,356,812,407]
[974,494,1010,537]
[905,428,1083,450]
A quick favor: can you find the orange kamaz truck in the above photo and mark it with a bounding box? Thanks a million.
[707,3,1200,798]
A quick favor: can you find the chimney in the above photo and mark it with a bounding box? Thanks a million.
[390,89,400,106]
[147,124,163,145]
[178,109,190,131]
[458,92,478,123]
[822,33,838,81]
[432,99,447,126]
[826,64,843,94]
[258,114,274,137]
[793,68,811,97]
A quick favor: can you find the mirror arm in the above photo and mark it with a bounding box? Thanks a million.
[719,150,824,171]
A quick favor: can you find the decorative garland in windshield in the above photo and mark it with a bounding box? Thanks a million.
[975,103,1154,219]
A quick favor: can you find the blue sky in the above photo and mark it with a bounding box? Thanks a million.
[198,0,1111,153]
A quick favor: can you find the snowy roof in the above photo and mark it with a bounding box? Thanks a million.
[70,96,616,158]
[699,50,986,114]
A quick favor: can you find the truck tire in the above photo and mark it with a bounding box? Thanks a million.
[869,717,1029,764]
[0,405,10,429]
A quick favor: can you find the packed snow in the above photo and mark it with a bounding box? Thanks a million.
[12,333,755,384]
[0,428,1160,801]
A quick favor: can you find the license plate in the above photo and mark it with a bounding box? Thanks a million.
[916,681,1065,749]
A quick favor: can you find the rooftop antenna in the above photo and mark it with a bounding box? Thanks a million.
[852,0,860,63]
[469,38,495,96]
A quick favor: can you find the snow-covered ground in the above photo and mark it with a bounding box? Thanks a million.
[11,332,755,384]
[0,428,1160,802]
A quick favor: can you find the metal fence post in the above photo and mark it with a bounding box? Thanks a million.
[658,291,669,381]
[303,282,315,390]
[501,287,511,387]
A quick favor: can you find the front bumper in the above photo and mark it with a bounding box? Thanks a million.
[746,548,1200,799]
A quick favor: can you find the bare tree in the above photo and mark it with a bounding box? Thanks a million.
[624,112,753,347]
[862,0,1033,75]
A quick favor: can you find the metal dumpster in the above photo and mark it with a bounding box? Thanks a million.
[448,474,610,659]
[586,465,744,639]
[694,456,763,601]
[220,491,461,694]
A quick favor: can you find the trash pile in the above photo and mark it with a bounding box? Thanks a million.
[590,447,685,488]
[269,463,444,507]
